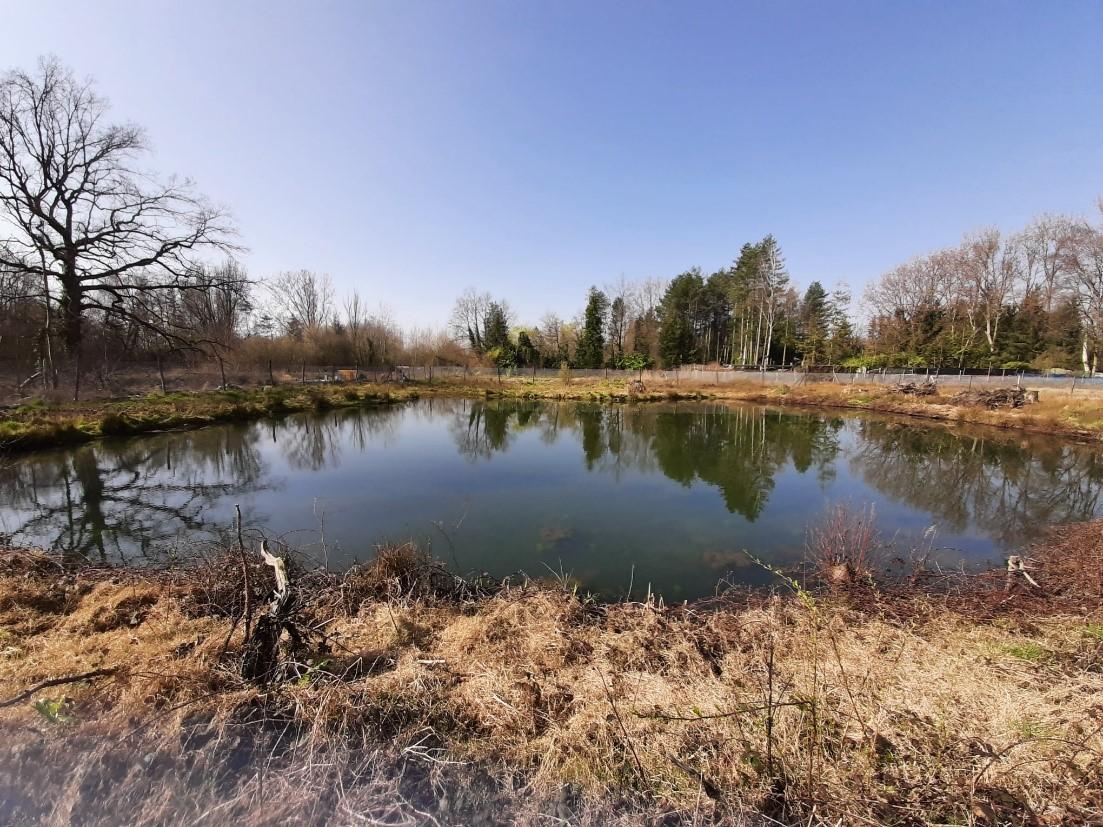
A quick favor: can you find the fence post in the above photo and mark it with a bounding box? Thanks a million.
[268,359,274,385]
[301,362,306,384]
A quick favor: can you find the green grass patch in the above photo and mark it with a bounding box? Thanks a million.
[995,641,1050,663]
[1009,716,1058,740]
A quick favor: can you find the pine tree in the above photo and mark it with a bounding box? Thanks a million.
[799,281,830,365]
[576,287,609,368]
[658,270,704,367]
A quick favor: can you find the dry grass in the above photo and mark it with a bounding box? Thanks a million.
[2,522,1102,826]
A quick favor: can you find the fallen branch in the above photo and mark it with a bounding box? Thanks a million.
[1005,555,1040,591]
[0,667,119,708]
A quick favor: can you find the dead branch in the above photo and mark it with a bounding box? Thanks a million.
[0,667,119,708]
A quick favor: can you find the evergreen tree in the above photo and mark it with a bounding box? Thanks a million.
[515,329,538,367]
[658,270,704,367]
[799,281,830,365]
[482,302,513,366]
[576,287,609,368]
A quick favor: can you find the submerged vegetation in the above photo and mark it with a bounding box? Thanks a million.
[1,516,1101,825]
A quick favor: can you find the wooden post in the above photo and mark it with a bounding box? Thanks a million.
[157,354,166,393]
[301,362,306,384]
[268,359,274,385]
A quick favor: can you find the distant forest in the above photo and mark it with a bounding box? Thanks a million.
[3,58,1103,395]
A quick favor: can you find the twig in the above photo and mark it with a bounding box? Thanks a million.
[596,667,649,791]
[236,504,252,642]
[0,667,118,708]
[636,700,810,721]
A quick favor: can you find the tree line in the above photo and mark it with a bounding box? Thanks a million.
[3,57,1103,401]
[862,212,1103,372]
[447,236,859,370]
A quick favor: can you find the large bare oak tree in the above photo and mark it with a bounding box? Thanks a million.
[0,58,240,379]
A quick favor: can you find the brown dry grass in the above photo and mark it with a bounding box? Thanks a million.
[1,525,1102,826]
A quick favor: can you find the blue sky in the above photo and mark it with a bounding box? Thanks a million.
[3,1,1101,327]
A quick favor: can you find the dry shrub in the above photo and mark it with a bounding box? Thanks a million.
[1029,522,1103,602]
[337,542,501,609]
[805,502,881,587]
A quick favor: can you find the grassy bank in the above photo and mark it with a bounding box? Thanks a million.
[3,374,1103,455]
[1,524,1101,825]
[0,384,426,453]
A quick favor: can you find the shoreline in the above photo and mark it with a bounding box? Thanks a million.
[1,523,1101,824]
[3,375,1103,456]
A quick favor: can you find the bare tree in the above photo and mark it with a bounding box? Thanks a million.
[449,287,492,353]
[1063,203,1103,372]
[962,229,1020,353]
[0,58,239,382]
[269,270,333,336]
[1016,215,1072,312]
[343,290,368,364]
[604,275,633,361]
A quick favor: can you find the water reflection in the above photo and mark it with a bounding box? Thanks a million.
[0,427,267,563]
[444,402,843,519]
[848,420,1103,545]
[1,399,1100,593]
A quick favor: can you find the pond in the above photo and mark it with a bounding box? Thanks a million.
[2,398,1101,600]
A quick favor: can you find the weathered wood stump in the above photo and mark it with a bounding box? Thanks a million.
[241,541,301,682]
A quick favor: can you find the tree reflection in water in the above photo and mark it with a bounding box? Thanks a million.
[448,401,843,520]
[1,400,1100,575]
[848,420,1103,546]
[0,426,268,564]
[446,400,1103,544]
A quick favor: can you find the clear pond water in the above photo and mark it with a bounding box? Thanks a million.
[2,398,1101,600]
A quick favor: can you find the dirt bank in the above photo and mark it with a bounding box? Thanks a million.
[1,523,1101,825]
